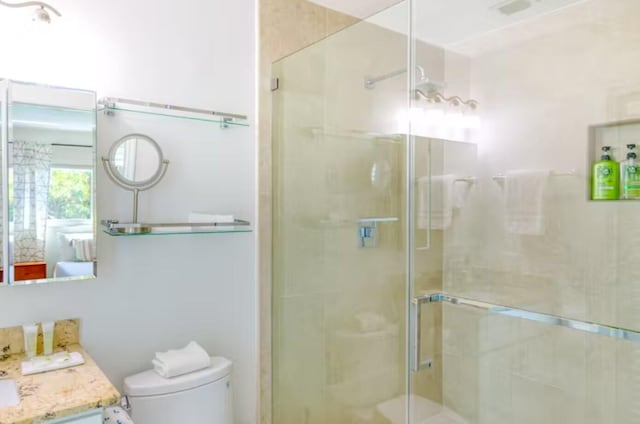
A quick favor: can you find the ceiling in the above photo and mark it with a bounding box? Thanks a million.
[306,0,401,19]
[309,0,587,52]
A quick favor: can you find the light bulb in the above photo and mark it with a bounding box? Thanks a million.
[425,108,445,126]
[463,113,481,129]
[444,109,464,128]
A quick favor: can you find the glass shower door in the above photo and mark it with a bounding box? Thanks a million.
[408,0,640,422]
[271,3,411,424]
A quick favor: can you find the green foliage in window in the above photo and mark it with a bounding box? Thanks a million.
[48,168,92,219]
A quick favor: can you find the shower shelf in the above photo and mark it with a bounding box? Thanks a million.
[98,97,250,127]
[308,127,403,142]
[101,220,252,236]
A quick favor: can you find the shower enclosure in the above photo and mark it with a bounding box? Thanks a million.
[272,0,640,423]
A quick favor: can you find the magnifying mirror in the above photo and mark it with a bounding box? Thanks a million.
[102,134,169,223]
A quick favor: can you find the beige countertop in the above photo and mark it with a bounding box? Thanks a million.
[0,344,120,424]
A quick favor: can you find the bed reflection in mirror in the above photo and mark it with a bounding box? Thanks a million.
[7,81,96,284]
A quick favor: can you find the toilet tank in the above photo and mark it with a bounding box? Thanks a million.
[124,357,232,424]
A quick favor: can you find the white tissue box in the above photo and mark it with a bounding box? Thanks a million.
[188,212,235,224]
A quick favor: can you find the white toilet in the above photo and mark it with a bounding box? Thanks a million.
[122,356,233,424]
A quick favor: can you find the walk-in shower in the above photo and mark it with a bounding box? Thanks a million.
[272,0,640,422]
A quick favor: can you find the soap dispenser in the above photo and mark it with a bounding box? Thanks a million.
[592,145,619,200]
[621,144,640,199]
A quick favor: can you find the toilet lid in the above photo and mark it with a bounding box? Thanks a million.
[125,356,232,397]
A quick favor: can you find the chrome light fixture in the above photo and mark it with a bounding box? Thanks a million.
[0,0,61,23]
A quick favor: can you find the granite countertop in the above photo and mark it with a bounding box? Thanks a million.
[0,344,120,424]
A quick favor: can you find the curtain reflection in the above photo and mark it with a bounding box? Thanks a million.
[13,141,52,263]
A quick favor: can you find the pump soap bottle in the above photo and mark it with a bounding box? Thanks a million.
[592,145,619,200]
[621,144,640,199]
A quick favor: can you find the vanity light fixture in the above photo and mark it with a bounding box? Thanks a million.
[415,86,480,130]
[0,0,61,23]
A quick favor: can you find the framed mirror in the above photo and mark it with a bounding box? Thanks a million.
[4,80,96,285]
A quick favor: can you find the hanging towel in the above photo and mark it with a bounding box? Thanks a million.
[452,180,472,210]
[418,174,455,230]
[152,341,211,378]
[504,169,550,235]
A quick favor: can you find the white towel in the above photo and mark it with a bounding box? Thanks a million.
[418,174,455,230]
[452,180,471,210]
[152,341,211,378]
[188,212,235,223]
[71,239,94,261]
[504,169,549,235]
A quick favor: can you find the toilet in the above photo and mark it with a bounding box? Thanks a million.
[121,356,233,424]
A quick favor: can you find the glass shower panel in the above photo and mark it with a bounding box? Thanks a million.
[272,3,410,424]
[440,300,640,424]
[0,80,5,284]
[409,0,640,422]
[412,0,640,333]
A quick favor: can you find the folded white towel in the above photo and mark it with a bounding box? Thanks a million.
[72,239,94,261]
[504,169,549,235]
[188,212,235,224]
[152,341,211,378]
[418,174,455,230]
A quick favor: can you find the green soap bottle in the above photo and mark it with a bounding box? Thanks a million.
[591,146,619,200]
[621,144,640,199]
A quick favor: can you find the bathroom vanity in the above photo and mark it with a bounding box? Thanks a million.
[0,320,120,423]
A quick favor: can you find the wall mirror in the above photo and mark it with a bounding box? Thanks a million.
[0,79,96,286]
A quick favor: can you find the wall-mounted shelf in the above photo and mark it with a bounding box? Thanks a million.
[308,127,402,143]
[102,220,252,236]
[98,97,250,128]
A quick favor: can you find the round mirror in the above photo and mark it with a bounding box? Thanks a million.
[108,134,164,188]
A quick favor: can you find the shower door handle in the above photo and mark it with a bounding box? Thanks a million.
[411,294,435,372]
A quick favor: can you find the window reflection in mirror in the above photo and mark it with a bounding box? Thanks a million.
[6,81,96,285]
[0,80,6,284]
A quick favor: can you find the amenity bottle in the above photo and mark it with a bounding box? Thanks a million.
[591,146,619,200]
[621,144,640,199]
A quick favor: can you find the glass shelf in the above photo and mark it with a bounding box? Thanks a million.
[102,220,252,236]
[98,97,250,127]
[103,106,250,127]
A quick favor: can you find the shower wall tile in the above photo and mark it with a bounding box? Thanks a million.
[442,353,478,422]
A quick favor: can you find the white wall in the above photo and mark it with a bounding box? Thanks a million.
[0,1,257,423]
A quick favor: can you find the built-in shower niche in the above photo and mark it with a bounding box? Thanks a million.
[589,119,640,200]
